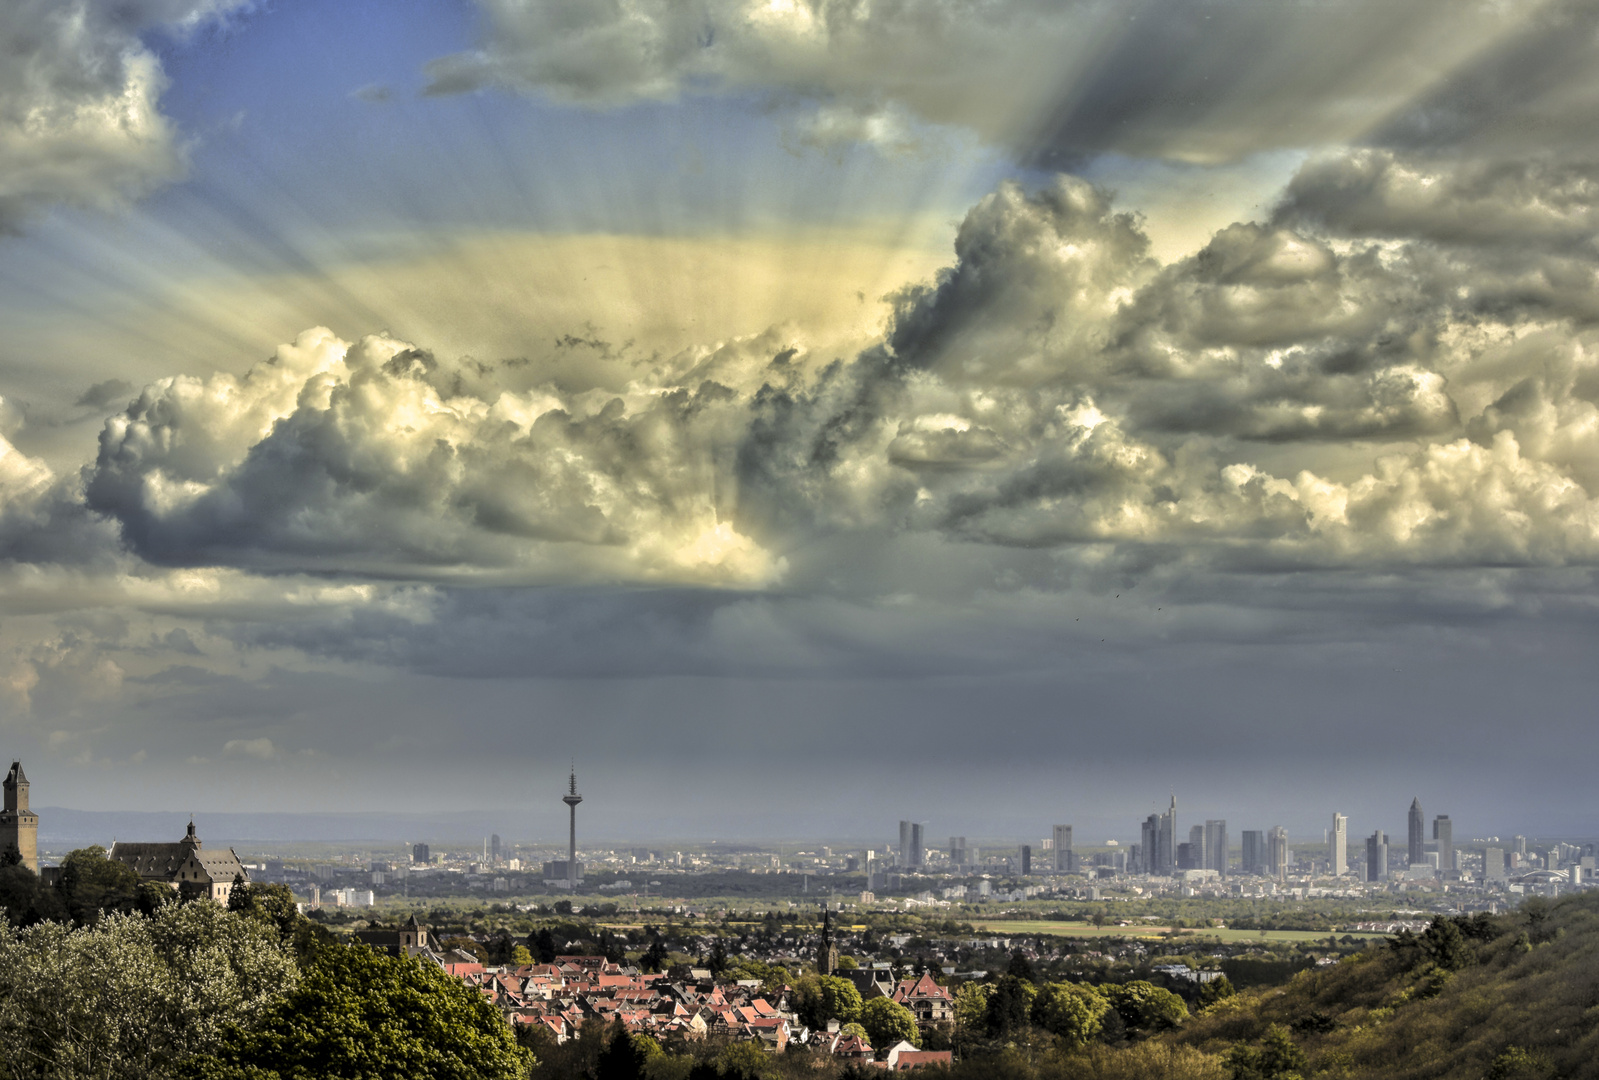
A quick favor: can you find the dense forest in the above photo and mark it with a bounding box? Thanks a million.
[2,850,1594,1080]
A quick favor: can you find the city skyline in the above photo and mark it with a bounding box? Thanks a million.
[1,2,1597,832]
[16,757,1550,849]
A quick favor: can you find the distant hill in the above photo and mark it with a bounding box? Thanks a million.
[34,807,538,846]
[1173,892,1599,1079]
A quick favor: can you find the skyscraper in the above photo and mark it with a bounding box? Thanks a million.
[950,836,968,866]
[1205,820,1228,876]
[1267,826,1288,878]
[1241,830,1264,876]
[899,821,912,868]
[1188,824,1207,871]
[1053,825,1073,873]
[1433,815,1453,873]
[1140,815,1161,874]
[1367,830,1388,882]
[1020,844,1032,876]
[1154,795,1177,876]
[910,822,925,868]
[562,769,583,890]
[1331,814,1348,876]
[1408,798,1425,867]
[491,834,501,863]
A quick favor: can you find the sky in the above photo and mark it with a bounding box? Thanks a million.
[2,0,1599,844]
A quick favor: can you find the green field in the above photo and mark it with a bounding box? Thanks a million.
[970,920,1389,943]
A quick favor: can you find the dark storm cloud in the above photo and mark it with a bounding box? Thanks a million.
[427,0,1530,163]
[74,379,138,411]
[1275,152,1599,252]
[1366,0,1599,156]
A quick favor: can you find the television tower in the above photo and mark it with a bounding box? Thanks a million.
[563,768,582,891]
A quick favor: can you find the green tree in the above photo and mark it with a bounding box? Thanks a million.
[1224,1024,1306,1080]
[227,882,305,947]
[1031,980,1111,1047]
[792,974,863,1029]
[641,928,670,972]
[183,941,530,1080]
[860,997,920,1051]
[1485,1046,1551,1080]
[1102,980,1187,1038]
[712,1041,770,1080]
[1198,975,1238,1011]
[1420,916,1472,971]
[0,902,296,1080]
[532,927,557,963]
[984,975,1038,1037]
[0,861,62,926]
[596,1020,649,1080]
[953,981,993,1033]
[56,846,170,925]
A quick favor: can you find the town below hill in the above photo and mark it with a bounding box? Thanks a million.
[2,844,1596,1079]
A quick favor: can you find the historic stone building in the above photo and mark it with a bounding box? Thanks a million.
[355,914,434,958]
[0,761,38,872]
[108,820,248,903]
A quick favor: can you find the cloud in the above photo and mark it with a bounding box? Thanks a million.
[83,326,788,585]
[75,379,138,411]
[222,736,274,759]
[47,156,1599,599]
[0,0,249,231]
[1275,150,1599,250]
[425,0,1537,163]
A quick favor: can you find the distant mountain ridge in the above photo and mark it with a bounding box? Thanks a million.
[34,808,538,846]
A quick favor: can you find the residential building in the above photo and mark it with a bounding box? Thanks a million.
[891,972,955,1034]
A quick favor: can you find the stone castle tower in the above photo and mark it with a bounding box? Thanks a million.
[1,761,38,872]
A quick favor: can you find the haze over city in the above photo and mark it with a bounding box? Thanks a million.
[2,0,1598,839]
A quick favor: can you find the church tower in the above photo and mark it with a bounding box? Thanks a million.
[1,761,38,872]
[818,907,839,976]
